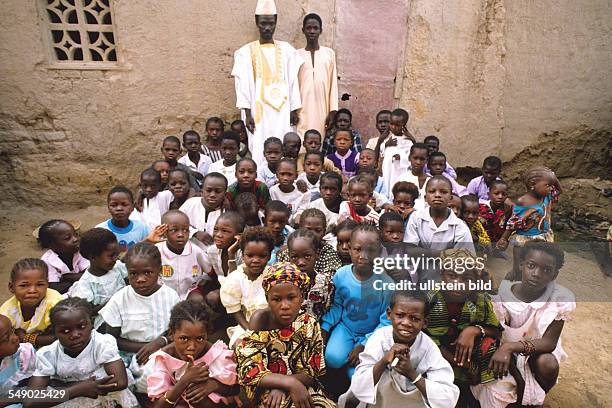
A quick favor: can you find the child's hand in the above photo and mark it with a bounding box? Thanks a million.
[393,352,417,379]
[288,378,315,408]
[296,180,308,193]
[496,237,509,251]
[348,344,365,366]
[452,326,479,366]
[146,224,168,243]
[402,207,415,220]
[15,328,26,342]
[183,356,210,384]
[382,204,401,214]
[135,338,164,366]
[228,235,241,257]
[489,344,512,379]
[134,191,144,212]
[185,380,214,404]
[384,343,409,364]
[266,389,287,408]
[194,231,214,246]
[385,137,398,148]
[75,375,117,399]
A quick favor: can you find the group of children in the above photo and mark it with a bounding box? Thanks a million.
[0,108,575,408]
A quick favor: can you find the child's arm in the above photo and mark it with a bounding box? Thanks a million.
[152,360,210,408]
[231,311,249,330]
[489,320,565,379]
[102,359,129,392]
[226,236,241,274]
[104,324,167,366]
[183,379,240,406]
[453,325,501,367]
[320,274,343,339]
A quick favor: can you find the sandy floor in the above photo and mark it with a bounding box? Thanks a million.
[0,205,610,407]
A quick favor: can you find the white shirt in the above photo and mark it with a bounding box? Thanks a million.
[257,162,278,188]
[304,198,341,227]
[208,159,237,186]
[178,153,212,176]
[269,184,310,222]
[404,208,474,252]
[156,241,211,300]
[179,197,223,240]
[391,171,430,211]
[99,285,179,343]
[297,172,320,201]
[130,190,173,230]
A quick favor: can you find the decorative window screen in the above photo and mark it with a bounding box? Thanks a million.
[38,0,118,68]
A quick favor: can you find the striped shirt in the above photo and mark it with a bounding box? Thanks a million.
[201,145,224,163]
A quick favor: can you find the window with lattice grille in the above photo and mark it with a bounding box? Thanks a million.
[38,0,119,68]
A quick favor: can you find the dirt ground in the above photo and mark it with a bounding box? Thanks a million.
[0,205,610,407]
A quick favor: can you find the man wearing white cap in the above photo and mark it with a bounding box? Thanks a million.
[232,0,304,164]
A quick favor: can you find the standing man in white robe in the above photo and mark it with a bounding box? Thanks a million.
[297,13,338,140]
[231,0,304,164]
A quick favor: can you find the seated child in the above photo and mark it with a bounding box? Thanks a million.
[334,219,359,266]
[358,167,391,211]
[479,179,512,244]
[302,171,343,228]
[282,132,302,160]
[423,135,457,180]
[297,129,341,175]
[27,298,138,407]
[0,259,62,348]
[426,152,465,195]
[132,167,174,230]
[464,156,502,203]
[146,300,240,407]
[100,243,180,376]
[339,175,380,225]
[474,241,575,407]
[257,137,283,188]
[498,166,561,279]
[156,210,210,300]
[168,168,195,210]
[227,158,271,210]
[97,186,151,255]
[269,158,310,224]
[322,108,363,155]
[321,225,393,379]
[160,136,199,192]
[235,192,264,227]
[449,193,463,217]
[277,222,342,319]
[297,150,324,201]
[364,109,392,151]
[67,228,127,328]
[327,129,360,178]
[180,172,228,248]
[347,290,459,408]
[207,211,245,283]
[391,181,419,228]
[38,220,89,294]
[235,262,336,408]
[424,249,500,405]
[208,131,240,186]
[201,117,225,163]
[231,119,251,158]
[404,176,475,253]
[152,160,171,190]
[461,194,492,255]
[388,143,431,212]
[379,211,405,245]
[0,314,36,397]
[264,201,295,263]
[178,130,212,186]
[219,227,272,348]
[357,149,386,197]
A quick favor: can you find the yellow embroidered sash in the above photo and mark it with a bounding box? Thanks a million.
[250,41,287,114]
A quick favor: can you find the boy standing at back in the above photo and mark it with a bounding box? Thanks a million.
[365,109,392,151]
[297,129,341,175]
[423,135,457,180]
[160,136,199,192]
[201,117,225,162]
[208,131,241,186]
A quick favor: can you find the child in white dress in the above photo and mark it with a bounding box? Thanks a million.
[131,167,173,230]
[27,298,138,408]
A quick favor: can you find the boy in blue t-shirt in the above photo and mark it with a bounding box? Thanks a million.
[96,186,150,255]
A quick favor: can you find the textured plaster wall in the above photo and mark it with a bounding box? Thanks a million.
[0,0,610,207]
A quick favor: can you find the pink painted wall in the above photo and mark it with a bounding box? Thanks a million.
[334,0,409,142]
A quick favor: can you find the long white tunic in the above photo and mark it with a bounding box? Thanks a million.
[232,40,304,164]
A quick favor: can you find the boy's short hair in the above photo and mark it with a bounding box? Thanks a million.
[334,128,353,140]
[391,108,409,123]
[230,119,245,130]
[264,137,283,150]
[182,130,200,142]
[348,174,373,192]
[336,108,352,120]
[304,129,322,140]
[240,226,275,253]
[107,185,134,203]
[424,135,440,144]
[379,211,404,229]
[428,151,447,164]
[483,156,502,170]
[278,157,297,171]
[217,211,246,233]
[489,179,508,190]
[141,167,161,184]
[264,200,290,218]
[168,168,190,181]
[520,240,565,270]
[360,148,377,158]
[304,150,324,163]
[389,289,430,316]
[460,194,479,207]
[302,12,322,28]
[425,175,453,191]
[162,135,181,146]
[205,117,224,129]
[161,209,189,224]
[320,172,343,190]
[203,171,228,188]
[237,157,257,170]
[222,130,240,145]
[392,181,420,200]
[376,109,392,119]
[409,143,429,156]
[80,228,117,260]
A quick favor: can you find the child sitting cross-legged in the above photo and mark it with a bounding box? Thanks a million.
[343,290,460,408]
[236,262,336,408]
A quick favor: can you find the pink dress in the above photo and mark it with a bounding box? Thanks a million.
[472,280,575,407]
[147,340,241,406]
